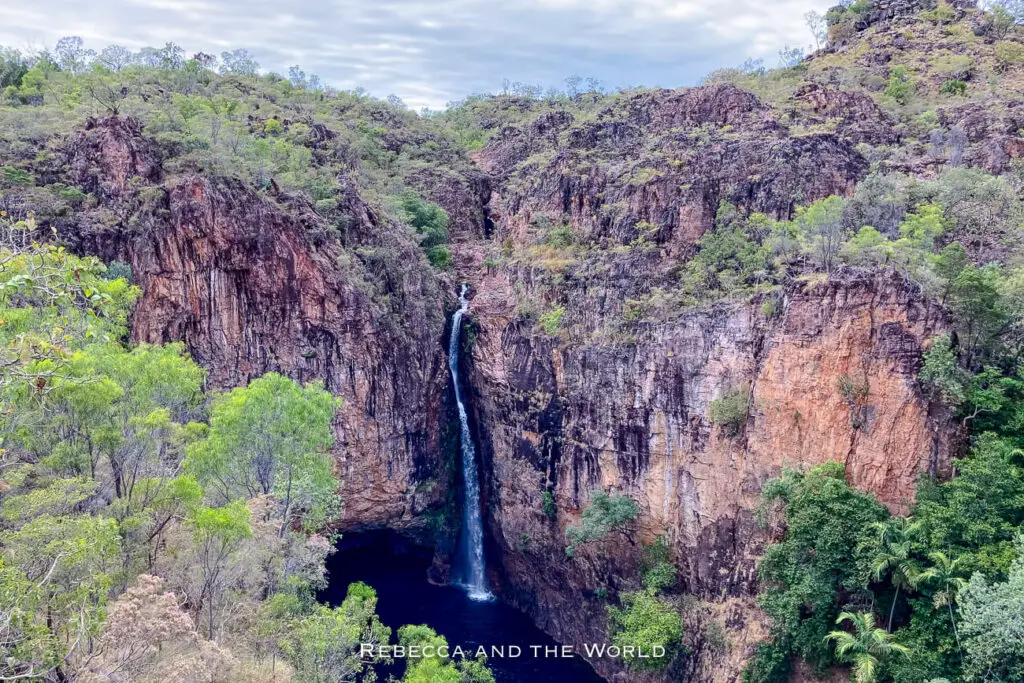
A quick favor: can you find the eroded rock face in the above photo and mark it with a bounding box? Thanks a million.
[478,84,866,251]
[58,116,452,532]
[463,268,953,681]
[455,84,958,681]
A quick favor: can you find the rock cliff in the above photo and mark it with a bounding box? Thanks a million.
[447,80,960,680]
[54,116,453,532]
[462,268,951,681]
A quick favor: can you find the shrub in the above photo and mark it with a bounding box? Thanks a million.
[1,165,33,188]
[542,490,556,519]
[425,245,452,270]
[103,261,133,283]
[884,66,915,105]
[545,223,574,248]
[995,40,1024,69]
[607,591,682,671]
[837,373,871,429]
[919,334,968,407]
[840,226,892,267]
[922,0,956,24]
[940,79,967,96]
[932,54,974,81]
[916,110,940,134]
[264,118,283,136]
[565,491,639,555]
[709,385,749,437]
[641,537,677,594]
[539,305,565,335]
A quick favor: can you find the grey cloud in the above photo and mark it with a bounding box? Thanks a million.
[0,0,833,109]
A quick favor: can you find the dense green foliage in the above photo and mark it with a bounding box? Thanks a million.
[398,624,496,683]
[747,463,888,681]
[279,582,392,683]
[747,293,1024,683]
[0,211,490,681]
[186,372,341,532]
[607,590,683,671]
[605,536,684,671]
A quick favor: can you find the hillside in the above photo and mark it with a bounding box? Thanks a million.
[2,1,1024,682]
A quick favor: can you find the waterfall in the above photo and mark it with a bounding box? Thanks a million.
[448,284,493,601]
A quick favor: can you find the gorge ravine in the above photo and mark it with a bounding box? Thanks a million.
[51,70,964,683]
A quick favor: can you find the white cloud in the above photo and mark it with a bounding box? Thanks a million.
[0,0,834,110]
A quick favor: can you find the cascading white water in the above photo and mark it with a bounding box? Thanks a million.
[448,284,493,601]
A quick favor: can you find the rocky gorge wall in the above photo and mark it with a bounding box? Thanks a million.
[51,116,454,532]
[42,87,959,682]
[443,81,960,681]
[460,268,952,681]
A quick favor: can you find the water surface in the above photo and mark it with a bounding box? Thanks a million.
[320,534,605,683]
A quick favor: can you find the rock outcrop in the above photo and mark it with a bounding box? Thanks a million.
[56,116,453,532]
[462,265,952,681]
[477,84,866,251]
[452,84,959,681]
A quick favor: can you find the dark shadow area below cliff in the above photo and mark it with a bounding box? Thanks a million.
[319,531,606,682]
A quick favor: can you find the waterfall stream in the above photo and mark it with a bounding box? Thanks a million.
[448,284,492,601]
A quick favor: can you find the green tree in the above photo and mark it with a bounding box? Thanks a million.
[958,535,1024,682]
[859,517,925,632]
[283,582,391,683]
[186,372,341,533]
[187,500,252,639]
[681,205,773,300]
[754,463,888,673]
[918,551,968,653]
[0,559,55,681]
[399,190,450,247]
[0,514,122,675]
[795,196,847,273]
[75,342,205,497]
[840,226,892,268]
[398,624,494,683]
[825,611,910,683]
[898,203,950,251]
[913,434,1024,579]
[947,265,1005,365]
[0,216,138,395]
[920,334,969,407]
[607,590,682,670]
[565,491,639,555]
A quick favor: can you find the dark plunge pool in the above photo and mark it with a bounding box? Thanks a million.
[319,533,605,683]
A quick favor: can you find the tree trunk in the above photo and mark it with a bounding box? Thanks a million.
[888,584,901,632]
[948,602,962,653]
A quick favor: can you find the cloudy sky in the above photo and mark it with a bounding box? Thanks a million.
[0,0,833,110]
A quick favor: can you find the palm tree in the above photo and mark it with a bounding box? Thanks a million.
[825,611,911,683]
[858,517,924,631]
[917,551,968,653]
